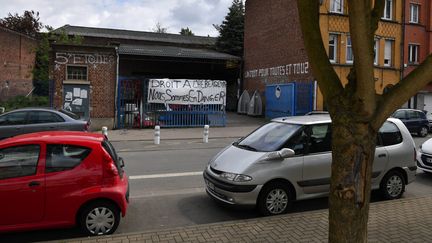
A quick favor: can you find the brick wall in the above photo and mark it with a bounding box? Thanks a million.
[243,0,314,96]
[0,27,37,101]
[50,45,117,119]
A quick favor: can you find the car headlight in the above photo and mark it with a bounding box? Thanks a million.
[220,172,252,182]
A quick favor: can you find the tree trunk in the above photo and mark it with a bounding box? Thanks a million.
[328,115,377,242]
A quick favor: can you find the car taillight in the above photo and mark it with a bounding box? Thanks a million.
[84,122,90,131]
[103,152,119,178]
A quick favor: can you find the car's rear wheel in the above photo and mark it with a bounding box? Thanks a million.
[257,182,293,216]
[418,126,429,137]
[79,201,120,236]
[379,170,405,200]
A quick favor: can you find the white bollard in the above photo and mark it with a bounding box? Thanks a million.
[203,125,209,143]
[154,125,160,145]
[102,126,108,136]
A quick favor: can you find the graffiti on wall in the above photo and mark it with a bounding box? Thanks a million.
[244,62,309,78]
[54,52,115,65]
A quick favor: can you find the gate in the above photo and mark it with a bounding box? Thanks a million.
[117,77,226,128]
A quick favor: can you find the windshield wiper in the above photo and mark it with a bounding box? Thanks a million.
[236,144,257,151]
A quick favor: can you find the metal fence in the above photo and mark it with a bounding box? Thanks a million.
[116,77,226,129]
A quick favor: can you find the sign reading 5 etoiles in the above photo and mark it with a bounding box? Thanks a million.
[147,79,226,105]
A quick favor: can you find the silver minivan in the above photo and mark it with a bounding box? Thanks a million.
[203,115,417,215]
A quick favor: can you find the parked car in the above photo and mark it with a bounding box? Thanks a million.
[391,108,429,137]
[417,138,432,173]
[0,131,129,235]
[426,112,432,131]
[0,108,90,140]
[203,114,417,216]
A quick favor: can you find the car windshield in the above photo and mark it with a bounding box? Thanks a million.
[235,122,302,152]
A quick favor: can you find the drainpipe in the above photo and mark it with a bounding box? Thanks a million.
[114,46,119,129]
[400,0,409,107]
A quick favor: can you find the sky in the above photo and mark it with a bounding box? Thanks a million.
[0,0,234,37]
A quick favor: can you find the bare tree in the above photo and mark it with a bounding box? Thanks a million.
[152,22,168,33]
[296,1,432,242]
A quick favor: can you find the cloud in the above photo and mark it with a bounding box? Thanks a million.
[0,0,233,36]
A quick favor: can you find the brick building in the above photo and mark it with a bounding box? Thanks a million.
[50,25,240,129]
[243,0,315,118]
[403,0,432,112]
[0,26,37,102]
[243,0,403,115]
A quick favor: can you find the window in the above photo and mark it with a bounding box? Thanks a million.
[308,123,332,153]
[67,66,87,80]
[236,122,302,152]
[392,110,406,119]
[383,0,393,20]
[0,112,27,126]
[408,44,419,64]
[378,122,402,146]
[384,40,394,67]
[283,129,308,155]
[46,144,91,173]
[374,38,379,65]
[410,4,419,23]
[27,111,65,124]
[330,0,343,14]
[346,36,353,63]
[0,145,40,180]
[329,34,338,63]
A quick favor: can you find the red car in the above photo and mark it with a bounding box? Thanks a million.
[0,131,129,236]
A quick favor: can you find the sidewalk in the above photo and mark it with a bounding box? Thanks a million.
[106,112,267,142]
[58,195,432,242]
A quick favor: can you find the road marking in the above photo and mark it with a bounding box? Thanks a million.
[129,171,203,180]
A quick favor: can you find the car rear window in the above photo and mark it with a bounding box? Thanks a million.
[378,121,403,146]
[46,144,91,173]
[59,109,81,120]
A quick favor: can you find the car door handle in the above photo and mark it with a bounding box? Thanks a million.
[378,154,386,158]
[28,181,41,187]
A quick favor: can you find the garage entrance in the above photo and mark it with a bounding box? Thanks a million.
[116,77,226,128]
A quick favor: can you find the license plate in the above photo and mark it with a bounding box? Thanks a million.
[205,180,215,191]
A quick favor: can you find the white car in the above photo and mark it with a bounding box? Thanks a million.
[204,115,418,216]
[417,139,432,173]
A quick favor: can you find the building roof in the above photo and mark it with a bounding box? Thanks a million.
[0,26,37,40]
[119,44,240,60]
[55,25,216,46]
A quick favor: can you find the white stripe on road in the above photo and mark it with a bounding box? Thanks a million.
[129,171,203,180]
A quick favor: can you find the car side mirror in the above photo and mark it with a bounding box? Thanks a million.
[265,148,295,160]
[119,157,125,168]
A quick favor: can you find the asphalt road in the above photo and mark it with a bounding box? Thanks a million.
[3,136,432,242]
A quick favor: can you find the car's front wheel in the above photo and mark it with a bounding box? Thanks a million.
[79,201,120,236]
[257,182,293,216]
[418,126,429,137]
[379,170,405,200]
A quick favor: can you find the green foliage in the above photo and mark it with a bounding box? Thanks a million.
[0,96,49,112]
[0,10,42,37]
[33,29,83,96]
[214,0,244,56]
[180,27,194,36]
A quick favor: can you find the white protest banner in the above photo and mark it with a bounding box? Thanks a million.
[147,79,226,105]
